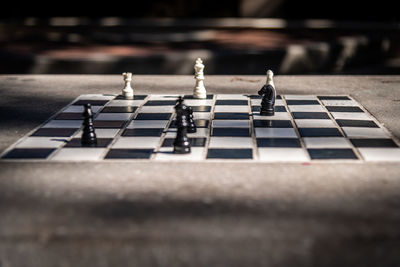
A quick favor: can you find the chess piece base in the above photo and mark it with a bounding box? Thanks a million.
[173,145,191,154]
[260,108,274,116]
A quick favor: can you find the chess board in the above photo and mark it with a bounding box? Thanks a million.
[1,94,400,162]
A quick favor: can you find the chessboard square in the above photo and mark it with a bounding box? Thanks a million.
[55,113,84,120]
[214,105,249,113]
[135,113,172,120]
[101,106,137,113]
[155,147,204,161]
[162,138,206,147]
[15,137,67,148]
[288,105,325,112]
[209,137,253,148]
[127,120,169,129]
[216,94,247,100]
[112,137,160,148]
[73,100,109,106]
[139,106,174,113]
[93,121,126,128]
[215,100,248,105]
[298,128,343,137]
[257,138,301,147]
[148,95,180,100]
[2,148,55,159]
[165,128,209,138]
[63,105,102,113]
[78,94,116,100]
[286,100,320,105]
[169,119,209,129]
[251,99,284,106]
[105,149,153,159]
[212,120,250,128]
[326,106,363,112]
[284,95,317,100]
[255,128,297,138]
[253,112,290,120]
[183,99,213,106]
[74,128,120,138]
[31,128,78,137]
[358,148,400,162]
[95,113,132,121]
[114,95,147,100]
[43,120,82,128]
[292,112,330,119]
[214,113,249,120]
[318,96,351,100]
[258,148,308,162]
[321,100,358,106]
[253,120,293,128]
[342,127,389,138]
[122,128,164,137]
[207,149,253,159]
[303,137,352,148]
[252,106,287,113]
[107,100,144,107]
[193,112,211,119]
[295,119,336,128]
[336,119,378,128]
[52,148,106,161]
[350,138,399,148]
[183,94,213,100]
[64,138,112,148]
[331,112,372,120]
[191,106,211,112]
[144,100,176,106]
[308,149,358,160]
[212,128,250,137]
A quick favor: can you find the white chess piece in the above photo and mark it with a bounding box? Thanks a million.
[122,72,134,99]
[266,70,275,88]
[193,58,207,99]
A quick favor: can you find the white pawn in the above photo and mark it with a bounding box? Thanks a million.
[266,70,275,88]
[122,72,134,99]
[193,58,207,99]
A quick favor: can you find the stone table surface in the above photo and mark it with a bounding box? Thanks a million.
[0,75,400,267]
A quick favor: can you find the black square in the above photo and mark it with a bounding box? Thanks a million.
[101,106,137,113]
[55,113,83,120]
[122,128,164,137]
[252,106,287,112]
[191,106,211,112]
[64,138,113,147]
[350,138,399,148]
[318,96,350,100]
[93,121,126,128]
[298,128,343,137]
[207,149,253,159]
[183,94,213,99]
[105,149,153,159]
[326,106,363,112]
[292,112,330,119]
[257,138,301,147]
[162,138,206,147]
[144,100,176,106]
[249,95,281,99]
[135,113,171,120]
[215,100,248,105]
[336,120,378,128]
[31,128,78,137]
[308,149,358,160]
[73,100,109,106]
[212,128,250,137]
[115,95,147,100]
[170,119,209,128]
[286,100,320,105]
[214,113,249,120]
[2,148,55,159]
[253,120,292,128]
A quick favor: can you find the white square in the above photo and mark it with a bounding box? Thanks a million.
[342,127,388,138]
[212,120,250,128]
[251,99,284,106]
[63,105,102,113]
[74,128,120,138]
[112,137,160,148]
[322,100,358,106]
[209,137,253,148]
[193,112,211,119]
[288,105,325,112]
[295,119,336,128]
[78,94,116,100]
[148,94,179,100]
[139,106,174,113]
[16,137,67,148]
[303,137,352,148]
[165,128,209,138]
[331,112,372,120]
[51,148,106,161]
[358,148,400,162]
[154,147,204,161]
[284,95,317,100]
[255,128,297,138]
[214,105,249,113]
[184,99,213,106]
[217,94,247,100]
[43,120,82,128]
[253,112,290,120]
[258,148,309,162]
[95,113,132,121]
[127,120,169,129]
[107,100,144,107]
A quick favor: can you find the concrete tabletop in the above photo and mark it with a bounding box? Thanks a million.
[1,75,400,266]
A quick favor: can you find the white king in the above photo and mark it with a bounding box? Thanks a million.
[122,72,134,99]
[193,58,207,99]
[266,69,275,88]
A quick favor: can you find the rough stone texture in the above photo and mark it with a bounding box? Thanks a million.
[0,75,400,267]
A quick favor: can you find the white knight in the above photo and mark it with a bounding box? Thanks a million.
[193,58,207,99]
[122,72,134,99]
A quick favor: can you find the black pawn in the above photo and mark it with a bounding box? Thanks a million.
[186,106,197,133]
[258,84,276,116]
[173,97,191,154]
[81,104,97,146]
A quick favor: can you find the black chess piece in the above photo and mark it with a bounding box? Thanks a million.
[81,103,97,146]
[258,84,276,116]
[186,106,197,133]
[173,97,191,154]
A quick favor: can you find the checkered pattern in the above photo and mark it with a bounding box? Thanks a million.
[1,94,399,162]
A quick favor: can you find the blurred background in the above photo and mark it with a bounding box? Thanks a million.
[0,0,399,74]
